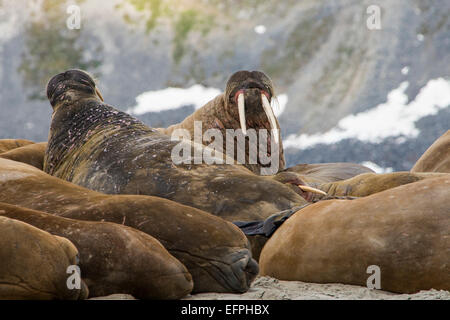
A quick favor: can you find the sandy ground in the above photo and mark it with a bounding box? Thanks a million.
[91,276,450,300]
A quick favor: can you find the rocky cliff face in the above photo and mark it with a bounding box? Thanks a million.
[0,0,449,171]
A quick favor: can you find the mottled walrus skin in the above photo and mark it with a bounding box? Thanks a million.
[0,142,47,170]
[0,202,193,299]
[161,70,285,175]
[0,139,35,153]
[0,158,258,293]
[317,171,446,198]
[411,130,450,173]
[260,175,450,293]
[0,215,88,300]
[43,70,306,221]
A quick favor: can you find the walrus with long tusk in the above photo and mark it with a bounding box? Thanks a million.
[0,158,258,294]
[43,69,307,222]
[161,70,285,175]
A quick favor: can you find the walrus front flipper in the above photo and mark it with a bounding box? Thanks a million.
[233,205,309,238]
[233,205,309,261]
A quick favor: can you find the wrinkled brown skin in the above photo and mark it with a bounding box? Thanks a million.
[0,139,35,153]
[161,70,285,175]
[0,202,193,299]
[260,175,450,293]
[273,163,375,201]
[0,215,88,300]
[412,130,450,173]
[318,171,446,198]
[0,142,47,170]
[43,70,306,222]
[0,158,258,294]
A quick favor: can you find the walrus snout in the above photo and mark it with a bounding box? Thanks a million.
[221,248,259,293]
[187,248,258,294]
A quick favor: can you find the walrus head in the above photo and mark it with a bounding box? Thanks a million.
[47,69,104,108]
[224,70,279,145]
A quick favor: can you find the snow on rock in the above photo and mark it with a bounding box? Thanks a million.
[361,161,393,174]
[284,78,450,149]
[128,85,221,115]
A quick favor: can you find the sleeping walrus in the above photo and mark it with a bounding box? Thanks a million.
[0,201,193,299]
[43,69,307,221]
[0,158,257,294]
[0,215,88,300]
[260,175,450,293]
[160,70,284,175]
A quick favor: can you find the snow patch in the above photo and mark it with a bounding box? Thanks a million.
[128,85,221,115]
[284,78,450,149]
[254,25,266,34]
[401,66,409,75]
[273,94,288,117]
[361,161,393,174]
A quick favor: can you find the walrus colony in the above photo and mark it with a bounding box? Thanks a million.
[1,69,448,298]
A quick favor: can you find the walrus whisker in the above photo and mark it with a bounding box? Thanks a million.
[297,185,328,196]
[261,94,279,144]
[237,92,247,135]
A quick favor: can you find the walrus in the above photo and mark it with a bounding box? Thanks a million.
[280,162,375,185]
[0,139,35,153]
[0,215,88,300]
[0,158,258,293]
[0,142,47,170]
[43,69,307,221]
[160,70,285,175]
[260,175,450,293]
[316,171,447,198]
[411,130,450,173]
[0,201,193,299]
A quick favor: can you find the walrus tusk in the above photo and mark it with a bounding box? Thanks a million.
[297,185,328,196]
[95,87,104,102]
[237,92,247,135]
[261,94,279,145]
